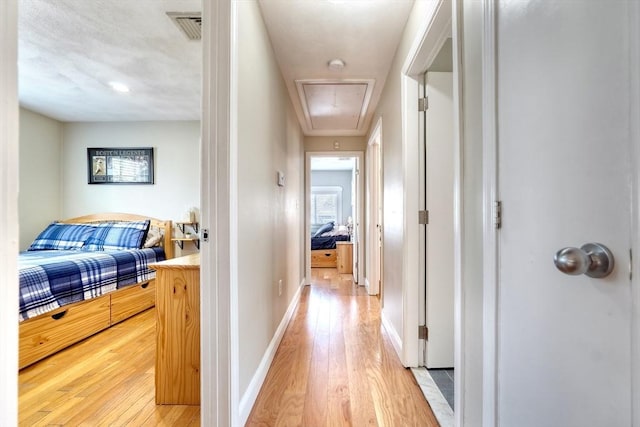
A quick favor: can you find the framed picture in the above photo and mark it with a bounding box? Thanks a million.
[88,147,154,184]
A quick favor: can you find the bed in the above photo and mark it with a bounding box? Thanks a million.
[19,213,174,369]
[310,221,351,268]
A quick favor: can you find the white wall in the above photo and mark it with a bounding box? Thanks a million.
[19,108,63,250]
[305,136,367,152]
[61,121,201,256]
[237,0,305,400]
[369,0,436,344]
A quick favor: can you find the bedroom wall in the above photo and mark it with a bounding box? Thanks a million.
[311,169,353,225]
[368,0,438,344]
[237,0,305,406]
[19,108,63,250]
[61,120,200,256]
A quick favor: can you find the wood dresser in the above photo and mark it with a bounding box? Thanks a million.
[150,253,200,405]
[336,241,353,274]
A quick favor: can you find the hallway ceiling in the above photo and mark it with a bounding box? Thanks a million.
[259,0,414,136]
[18,0,414,135]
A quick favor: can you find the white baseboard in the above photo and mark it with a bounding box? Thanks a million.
[238,277,305,424]
[381,309,403,361]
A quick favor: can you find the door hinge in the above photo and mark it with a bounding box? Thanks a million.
[418,97,428,112]
[419,210,429,225]
[494,201,502,229]
[419,325,428,340]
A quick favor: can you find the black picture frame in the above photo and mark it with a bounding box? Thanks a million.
[87,147,154,184]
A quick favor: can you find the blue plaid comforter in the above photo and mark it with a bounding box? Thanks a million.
[19,247,165,321]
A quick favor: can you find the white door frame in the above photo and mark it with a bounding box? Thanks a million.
[0,0,20,424]
[632,5,640,426]
[366,119,383,296]
[618,1,639,424]
[480,0,498,424]
[399,0,453,368]
[201,0,238,425]
[305,151,364,284]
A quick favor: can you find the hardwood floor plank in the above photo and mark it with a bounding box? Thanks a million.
[20,269,434,426]
[246,268,437,426]
[327,296,353,426]
[302,287,330,426]
[18,308,200,426]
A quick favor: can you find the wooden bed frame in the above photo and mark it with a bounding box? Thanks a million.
[19,213,174,369]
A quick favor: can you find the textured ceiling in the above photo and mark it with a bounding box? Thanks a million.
[19,0,414,136]
[18,0,202,122]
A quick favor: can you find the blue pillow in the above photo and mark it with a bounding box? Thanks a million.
[83,220,150,251]
[313,221,335,237]
[28,222,96,251]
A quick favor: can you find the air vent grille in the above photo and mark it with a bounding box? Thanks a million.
[167,12,202,40]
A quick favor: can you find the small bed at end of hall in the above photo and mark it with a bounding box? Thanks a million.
[310,221,351,268]
[18,213,174,369]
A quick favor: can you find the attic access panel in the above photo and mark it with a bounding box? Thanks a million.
[296,80,375,131]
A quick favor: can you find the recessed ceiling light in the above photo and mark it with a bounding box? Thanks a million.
[109,81,130,93]
[328,59,345,71]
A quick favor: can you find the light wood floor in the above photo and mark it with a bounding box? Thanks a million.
[19,269,437,426]
[19,308,200,426]
[246,268,439,426]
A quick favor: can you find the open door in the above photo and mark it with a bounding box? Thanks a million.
[351,158,360,283]
[366,124,383,296]
[420,71,455,369]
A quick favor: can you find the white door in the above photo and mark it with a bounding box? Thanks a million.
[495,1,638,425]
[367,135,383,296]
[352,161,359,283]
[422,72,455,368]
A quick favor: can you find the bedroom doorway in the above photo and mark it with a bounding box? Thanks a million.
[306,152,364,285]
[16,0,203,424]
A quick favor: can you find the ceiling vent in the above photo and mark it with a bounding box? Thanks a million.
[166,12,202,40]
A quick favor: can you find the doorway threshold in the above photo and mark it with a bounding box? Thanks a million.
[411,367,454,427]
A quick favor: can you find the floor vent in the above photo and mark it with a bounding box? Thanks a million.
[166,12,202,40]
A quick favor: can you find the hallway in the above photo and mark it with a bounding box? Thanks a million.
[246,268,438,426]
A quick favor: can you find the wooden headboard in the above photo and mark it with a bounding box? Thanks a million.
[59,212,174,259]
